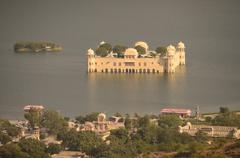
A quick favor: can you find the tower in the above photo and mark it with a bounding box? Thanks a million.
[87,48,96,73]
[177,41,186,65]
[165,45,176,73]
[196,106,200,120]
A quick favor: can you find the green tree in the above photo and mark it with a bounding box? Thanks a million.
[0,143,30,158]
[135,45,146,55]
[135,125,159,144]
[0,119,21,137]
[58,129,102,154]
[95,47,109,57]
[0,131,11,144]
[113,45,127,57]
[188,142,205,157]
[99,42,112,53]
[219,107,230,114]
[18,138,49,158]
[211,111,240,127]
[155,46,167,56]
[58,129,80,150]
[24,109,41,129]
[5,125,21,137]
[124,114,132,130]
[109,128,129,142]
[41,110,68,135]
[75,115,85,124]
[46,143,62,155]
[78,131,102,154]
[138,115,151,129]
[84,112,100,122]
[91,143,112,158]
[195,131,209,143]
[76,112,99,124]
[113,112,122,117]
[158,115,182,129]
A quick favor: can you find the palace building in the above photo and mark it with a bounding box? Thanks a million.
[87,41,186,73]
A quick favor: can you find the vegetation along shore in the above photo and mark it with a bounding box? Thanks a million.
[0,106,240,158]
[14,41,63,53]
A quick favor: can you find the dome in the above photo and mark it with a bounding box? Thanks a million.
[177,41,185,48]
[87,48,95,55]
[124,48,139,56]
[135,41,149,51]
[167,45,176,56]
[99,41,106,45]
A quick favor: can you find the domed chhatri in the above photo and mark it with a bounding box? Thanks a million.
[87,48,95,55]
[135,41,149,51]
[177,41,185,48]
[87,41,186,73]
[124,48,138,58]
[166,45,176,56]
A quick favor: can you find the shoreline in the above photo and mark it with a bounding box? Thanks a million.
[2,108,240,121]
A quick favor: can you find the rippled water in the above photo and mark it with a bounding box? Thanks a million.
[0,0,240,119]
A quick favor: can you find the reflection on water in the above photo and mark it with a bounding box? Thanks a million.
[86,66,187,116]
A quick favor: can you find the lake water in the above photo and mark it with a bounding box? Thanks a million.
[0,0,240,119]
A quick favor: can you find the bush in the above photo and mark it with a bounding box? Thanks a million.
[95,47,109,57]
[46,143,62,155]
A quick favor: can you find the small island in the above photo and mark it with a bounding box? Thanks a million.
[14,41,63,52]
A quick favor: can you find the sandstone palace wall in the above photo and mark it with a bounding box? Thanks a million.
[87,41,186,74]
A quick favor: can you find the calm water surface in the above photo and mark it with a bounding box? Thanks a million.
[0,0,240,119]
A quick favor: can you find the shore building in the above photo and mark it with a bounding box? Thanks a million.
[160,108,192,117]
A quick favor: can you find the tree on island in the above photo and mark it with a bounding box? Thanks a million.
[134,45,146,55]
[99,42,112,53]
[155,46,167,56]
[113,45,127,57]
[95,47,109,57]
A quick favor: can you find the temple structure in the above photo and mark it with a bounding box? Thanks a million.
[87,41,186,74]
[81,113,125,140]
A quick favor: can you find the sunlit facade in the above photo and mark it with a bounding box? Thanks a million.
[87,41,186,74]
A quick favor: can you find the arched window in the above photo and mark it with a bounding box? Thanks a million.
[152,69,155,73]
